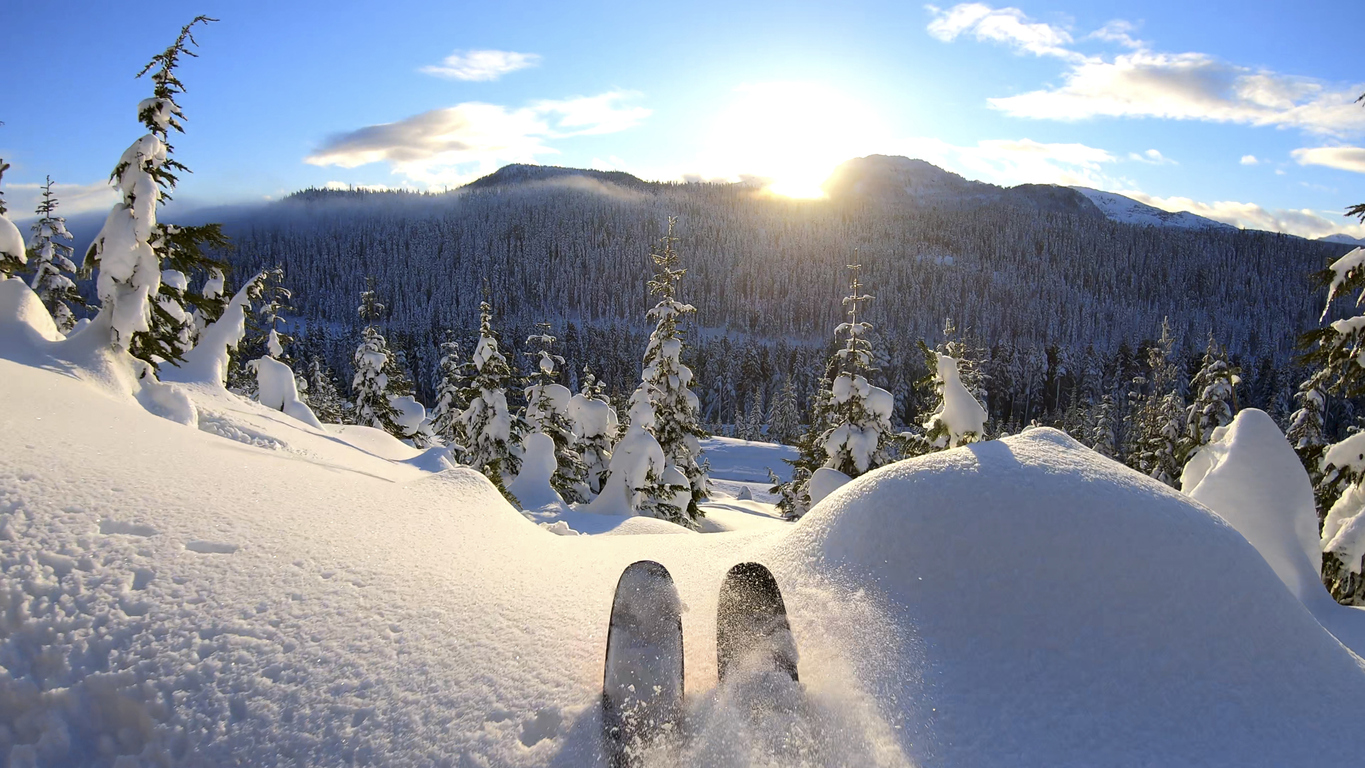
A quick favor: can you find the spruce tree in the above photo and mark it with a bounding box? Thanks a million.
[429,337,469,449]
[921,350,990,449]
[1090,394,1118,459]
[1128,320,1185,487]
[26,178,85,332]
[820,262,895,475]
[0,160,26,279]
[523,324,589,503]
[773,357,837,519]
[459,299,527,495]
[83,16,229,369]
[634,218,709,521]
[575,366,618,495]
[768,377,802,445]
[1182,332,1239,461]
[306,355,347,424]
[351,277,404,435]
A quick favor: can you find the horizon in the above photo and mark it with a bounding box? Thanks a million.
[3,1,1363,240]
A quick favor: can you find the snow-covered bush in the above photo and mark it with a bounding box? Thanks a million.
[588,394,685,520]
[921,352,987,449]
[0,160,26,279]
[571,367,617,494]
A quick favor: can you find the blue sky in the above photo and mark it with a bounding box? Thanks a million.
[4,0,1363,238]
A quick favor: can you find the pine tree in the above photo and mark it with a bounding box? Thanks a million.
[820,262,896,475]
[1090,394,1118,459]
[306,355,347,424]
[0,160,26,279]
[351,277,403,435]
[774,357,837,519]
[429,337,469,448]
[26,178,85,332]
[1128,320,1185,487]
[1182,332,1239,461]
[768,377,802,445]
[83,16,229,369]
[633,217,709,521]
[574,366,617,495]
[523,324,588,503]
[459,298,527,494]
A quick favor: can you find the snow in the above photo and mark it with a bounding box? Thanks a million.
[507,432,568,513]
[1181,410,1323,605]
[0,213,25,266]
[163,278,256,387]
[250,354,324,429]
[1325,246,1365,311]
[587,423,668,517]
[807,467,851,507]
[7,284,1365,765]
[1071,187,1235,231]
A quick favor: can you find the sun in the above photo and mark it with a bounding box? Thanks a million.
[701,82,888,199]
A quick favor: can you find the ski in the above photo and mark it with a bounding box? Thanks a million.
[716,562,799,684]
[602,560,685,767]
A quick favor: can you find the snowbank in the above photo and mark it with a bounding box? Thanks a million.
[777,428,1365,767]
[1182,409,1324,606]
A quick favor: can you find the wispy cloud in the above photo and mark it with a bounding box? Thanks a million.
[898,136,1120,188]
[1128,148,1176,165]
[304,92,650,187]
[927,3,1365,136]
[6,179,118,219]
[1121,189,1365,240]
[1292,146,1365,174]
[419,49,541,81]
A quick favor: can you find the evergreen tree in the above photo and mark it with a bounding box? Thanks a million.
[820,262,895,475]
[1091,394,1118,459]
[921,351,989,449]
[1128,320,1185,487]
[306,355,347,424]
[459,299,527,494]
[574,366,618,495]
[774,357,837,519]
[633,218,709,521]
[351,278,404,435]
[429,338,469,448]
[83,16,229,369]
[768,377,802,445]
[523,324,589,503]
[1182,332,1239,461]
[0,160,26,279]
[26,178,85,332]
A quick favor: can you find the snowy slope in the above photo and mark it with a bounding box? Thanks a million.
[6,280,1365,765]
[1072,186,1236,231]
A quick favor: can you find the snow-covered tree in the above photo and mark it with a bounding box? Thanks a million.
[83,16,229,369]
[522,324,588,503]
[0,160,26,280]
[26,178,85,332]
[459,299,527,495]
[351,278,404,436]
[1127,320,1185,487]
[820,263,896,474]
[922,352,989,449]
[429,338,468,448]
[588,392,686,520]
[1183,333,1239,459]
[1090,394,1118,459]
[571,366,617,495]
[768,377,802,446]
[306,355,348,424]
[774,358,837,519]
[632,218,708,521]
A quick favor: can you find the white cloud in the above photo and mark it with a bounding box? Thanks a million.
[1240,155,1259,165]
[1128,148,1175,165]
[926,3,1078,60]
[419,49,541,81]
[1120,189,1365,240]
[304,92,650,187]
[1292,146,1365,174]
[928,3,1365,136]
[6,179,118,220]
[897,136,1120,188]
[1088,20,1144,50]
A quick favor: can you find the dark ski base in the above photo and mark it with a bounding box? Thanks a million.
[602,560,685,768]
[716,562,799,684]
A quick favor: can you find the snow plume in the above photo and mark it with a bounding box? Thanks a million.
[923,353,988,448]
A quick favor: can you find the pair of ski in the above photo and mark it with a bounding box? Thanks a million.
[601,560,798,767]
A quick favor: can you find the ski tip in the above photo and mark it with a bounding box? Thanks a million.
[617,559,673,584]
[721,562,781,595]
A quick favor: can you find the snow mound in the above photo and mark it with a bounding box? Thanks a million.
[777,427,1365,767]
[1182,409,1324,606]
[507,432,568,513]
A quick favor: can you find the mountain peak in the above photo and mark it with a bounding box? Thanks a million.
[463,164,652,192]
